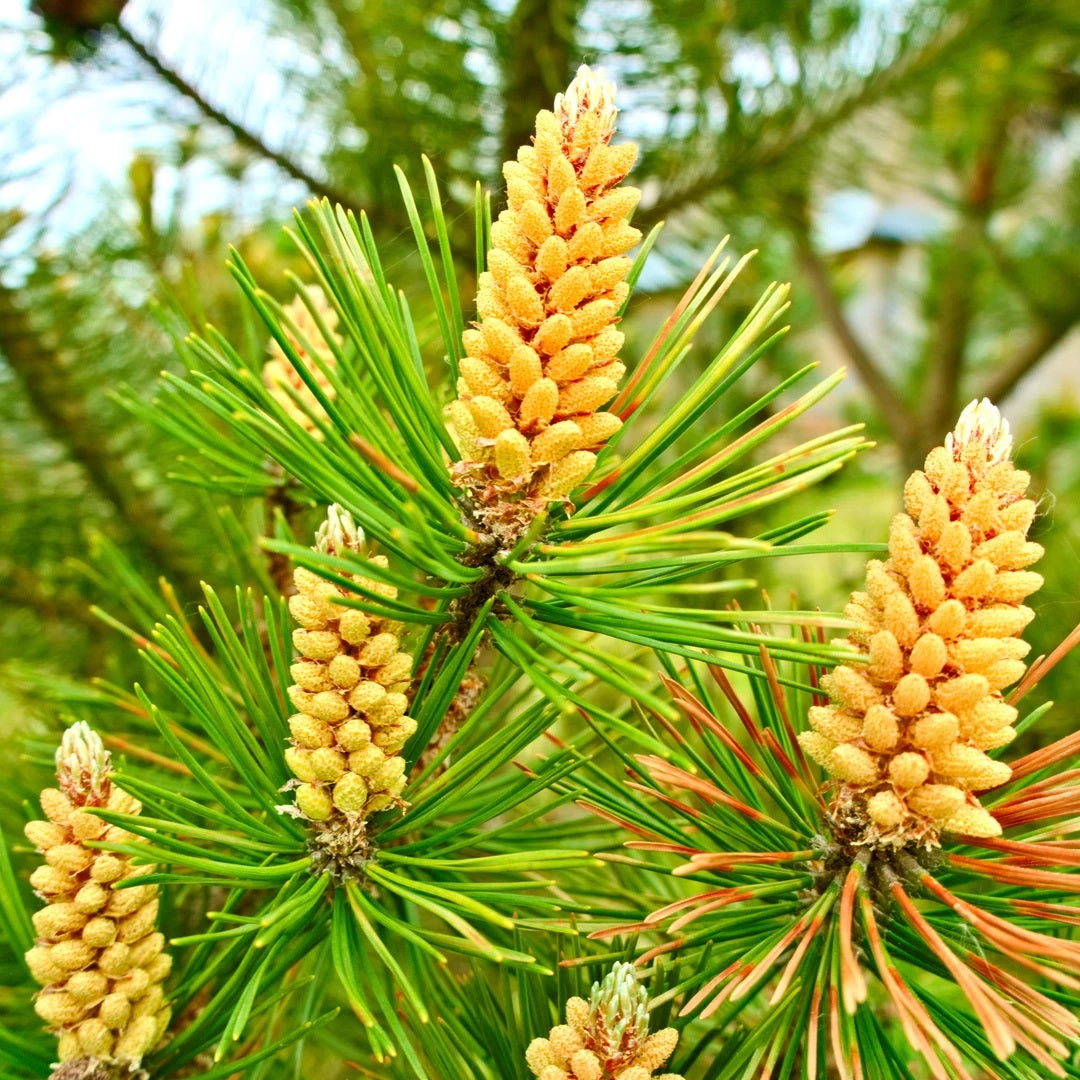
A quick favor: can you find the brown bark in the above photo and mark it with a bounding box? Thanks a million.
[499,0,583,175]
[792,222,913,450]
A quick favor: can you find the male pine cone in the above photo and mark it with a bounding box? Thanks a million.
[262,285,342,437]
[800,400,1042,843]
[24,723,172,1074]
[448,64,640,526]
[285,507,415,824]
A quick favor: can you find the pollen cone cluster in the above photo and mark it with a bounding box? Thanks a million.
[526,962,683,1080]
[447,65,641,533]
[284,506,415,825]
[24,723,171,1075]
[800,400,1043,843]
[262,285,342,436]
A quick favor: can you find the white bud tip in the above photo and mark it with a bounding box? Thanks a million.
[945,398,1012,464]
[56,722,111,804]
[588,960,650,1046]
[555,64,618,140]
[315,503,363,555]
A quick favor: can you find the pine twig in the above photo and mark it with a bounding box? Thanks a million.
[791,222,913,448]
[114,21,362,215]
[922,122,1007,457]
[980,317,1078,405]
[636,10,980,229]
[0,570,99,631]
[499,0,583,173]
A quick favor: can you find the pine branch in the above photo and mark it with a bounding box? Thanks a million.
[922,125,1006,460]
[979,235,1080,403]
[791,220,913,447]
[921,213,983,460]
[0,570,99,631]
[114,21,362,215]
[0,281,202,600]
[636,10,981,229]
[980,317,1079,405]
[983,234,1065,327]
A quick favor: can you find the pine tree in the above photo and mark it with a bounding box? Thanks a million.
[0,62,1076,1080]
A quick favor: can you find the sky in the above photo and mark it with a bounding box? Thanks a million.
[0,1,314,267]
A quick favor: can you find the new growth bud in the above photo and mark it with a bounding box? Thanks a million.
[525,962,683,1079]
[555,65,619,144]
[315,503,363,557]
[945,397,1013,466]
[56,722,111,807]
